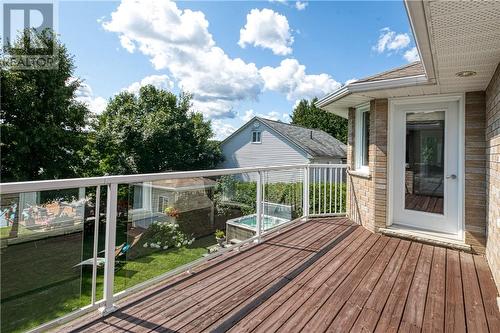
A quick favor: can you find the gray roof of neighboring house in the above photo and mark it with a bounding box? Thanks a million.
[256,117,346,159]
[354,61,424,83]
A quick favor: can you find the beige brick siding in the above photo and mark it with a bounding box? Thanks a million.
[371,99,389,230]
[346,100,388,232]
[486,63,500,291]
[465,92,487,253]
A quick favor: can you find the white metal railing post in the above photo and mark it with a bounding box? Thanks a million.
[101,183,118,315]
[256,171,263,242]
[91,185,101,305]
[303,166,310,218]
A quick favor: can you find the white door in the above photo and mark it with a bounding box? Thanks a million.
[391,100,460,236]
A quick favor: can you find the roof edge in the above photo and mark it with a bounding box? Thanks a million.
[404,0,436,83]
[316,74,429,109]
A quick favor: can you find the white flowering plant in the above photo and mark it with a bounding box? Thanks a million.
[142,221,195,250]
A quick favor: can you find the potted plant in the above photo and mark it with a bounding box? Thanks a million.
[215,229,225,247]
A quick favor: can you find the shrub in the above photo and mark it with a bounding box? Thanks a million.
[142,222,194,250]
[214,229,225,239]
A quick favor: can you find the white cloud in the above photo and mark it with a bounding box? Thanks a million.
[295,1,307,10]
[403,47,420,62]
[269,0,288,5]
[267,111,281,121]
[242,109,256,122]
[375,27,410,53]
[103,0,262,118]
[241,109,285,122]
[74,82,107,115]
[124,74,174,94]
[104,1,341,120]
[260,58,341,102]
[239,8,293,56]
[282,113,291,123]
[211,120,237,140]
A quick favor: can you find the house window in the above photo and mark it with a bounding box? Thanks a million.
[355,104,370,172]
[158,195,169,213]
[252,131,261,143]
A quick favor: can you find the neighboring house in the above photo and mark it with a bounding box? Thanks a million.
[130,177,216,231]
[317,1,500,290]
[220,117,346,169]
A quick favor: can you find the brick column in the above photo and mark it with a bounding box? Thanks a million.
[346,100,388,232]
[371,99,389,230]
[464,92,487,253]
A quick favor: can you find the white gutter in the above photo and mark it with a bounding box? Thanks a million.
[316,74,429,109]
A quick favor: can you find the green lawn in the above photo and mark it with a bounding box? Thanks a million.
[0,224,216,333]
[0,225,34,240]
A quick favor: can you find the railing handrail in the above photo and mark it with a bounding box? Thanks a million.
[308,163,347,168]
[0,164,320,194]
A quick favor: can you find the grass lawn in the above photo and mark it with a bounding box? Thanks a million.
[0,223,216,333]
[0,225,34,240]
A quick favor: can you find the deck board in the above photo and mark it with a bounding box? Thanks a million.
[57,217,500,333]
[422,246,446,333]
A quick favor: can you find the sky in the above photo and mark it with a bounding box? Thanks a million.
[59,0,419,140]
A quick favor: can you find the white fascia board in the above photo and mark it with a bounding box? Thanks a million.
[404,0,436,83]
[316,86,350,108]
[316,74,430,110]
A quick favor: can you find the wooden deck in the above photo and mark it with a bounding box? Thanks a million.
[59,217,499,333]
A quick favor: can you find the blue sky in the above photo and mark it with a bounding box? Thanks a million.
[60,0,418,139]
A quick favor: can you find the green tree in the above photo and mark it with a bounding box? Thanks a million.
[95,86,222,175]
[1,30,90,181]
[291,97,348,143]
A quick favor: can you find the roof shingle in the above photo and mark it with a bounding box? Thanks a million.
[257,118,346,159]
[354,61,425,84]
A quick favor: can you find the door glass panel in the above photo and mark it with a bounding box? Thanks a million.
[405,111,444,214]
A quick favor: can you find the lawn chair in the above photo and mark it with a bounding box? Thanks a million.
[74,243,131,269]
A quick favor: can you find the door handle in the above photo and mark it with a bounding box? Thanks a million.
[446,174,457,180]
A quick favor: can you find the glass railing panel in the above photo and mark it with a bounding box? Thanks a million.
[0,186,99,333]
[261,167,304,234]
[114,172,259,293]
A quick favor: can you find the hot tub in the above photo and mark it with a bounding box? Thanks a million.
[226,214,289,242]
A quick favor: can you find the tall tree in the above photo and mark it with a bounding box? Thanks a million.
[1,30,90,182]
[291,98,348,143]
[94,86,222,175]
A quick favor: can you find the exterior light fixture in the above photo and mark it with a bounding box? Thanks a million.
[455,70,477,77]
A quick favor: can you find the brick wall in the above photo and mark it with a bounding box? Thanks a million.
[346,100,388,232]
[371,99,389,230]
[464,92,487,253]
[485,63,500,291]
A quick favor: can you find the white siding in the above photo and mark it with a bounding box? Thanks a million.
[221,123,309,169]
[220,122,308,182]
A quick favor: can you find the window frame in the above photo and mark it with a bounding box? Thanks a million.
[355,103,370,173]
[158,195,169,213]
[251,130,262,144]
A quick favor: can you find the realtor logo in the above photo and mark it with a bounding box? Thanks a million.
[1,1,58,70]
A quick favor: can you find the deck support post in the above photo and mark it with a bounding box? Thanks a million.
[256,171,263,242]
[303,166,310,219]
[100,183,118,316]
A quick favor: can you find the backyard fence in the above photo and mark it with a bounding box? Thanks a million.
[0,163,347,333]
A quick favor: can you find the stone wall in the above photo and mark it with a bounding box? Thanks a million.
[346,99,388,232]
[485,63,500,291]
[464,92,487,253]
